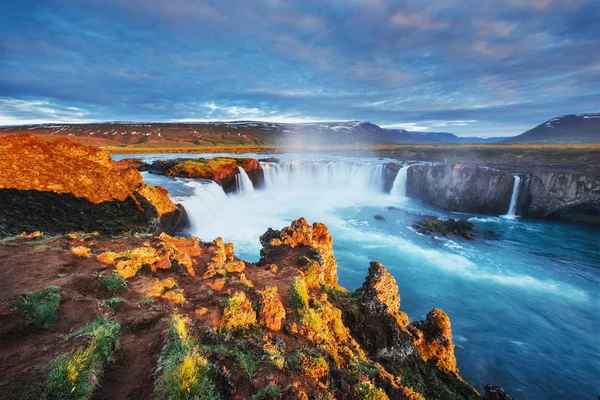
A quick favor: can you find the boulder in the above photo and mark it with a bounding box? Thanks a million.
[412,218,475,239]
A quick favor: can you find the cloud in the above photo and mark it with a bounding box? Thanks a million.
[0,0,598,136]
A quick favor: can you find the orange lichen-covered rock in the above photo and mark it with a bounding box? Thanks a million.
[114,246,161,279]
[71,246,92,258]
[202,238,244,279]
[260,218,339,288]
[258,286,286,331]
[361,261,400,316]
[148,277,185,304]
[150,157,264,193]
[360,261,410,327]
[408,308,457,373]
[0,134,185,236]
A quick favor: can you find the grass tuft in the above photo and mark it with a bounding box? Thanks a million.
[15,285,61,329]
[98,273,127,293]
[45,316,120,399]
[104,297,122,308]
[155,314,221,400]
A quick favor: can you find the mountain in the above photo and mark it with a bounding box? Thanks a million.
[0,121,503,147]
[506,113,600,144]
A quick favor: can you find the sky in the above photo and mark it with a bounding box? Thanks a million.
[0,0,599,136]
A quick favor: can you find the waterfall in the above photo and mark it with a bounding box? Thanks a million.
[259,160,385,193]
[390,165,409,197]
[235,167,255,194]
[506,175,521,217]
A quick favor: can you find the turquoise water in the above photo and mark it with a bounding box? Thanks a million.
[115,153,600,399]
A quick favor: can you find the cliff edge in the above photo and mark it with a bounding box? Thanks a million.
[0,134,186,236]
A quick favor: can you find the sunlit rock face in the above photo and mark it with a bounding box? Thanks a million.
[147,157,264,193]
[259,217,339,288]
[0,134,185,236]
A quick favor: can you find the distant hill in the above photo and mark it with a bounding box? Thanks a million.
[506,113,600,144]
[0,121,502,148]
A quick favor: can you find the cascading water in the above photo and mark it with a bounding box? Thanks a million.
[235,167,255,194]
[390,165,409,197]
[260,160,385,192]
[505,175,521,217]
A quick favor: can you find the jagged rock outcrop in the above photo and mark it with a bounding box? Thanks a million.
[347,260,479,400]
[407,164,513,214]
[147,157,264,193]
[258,286,286,331]
[408,308,457,372]
[0,134,186,236]
[259,217,338,288]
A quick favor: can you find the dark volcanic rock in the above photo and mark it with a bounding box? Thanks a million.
[413,218,475,239]
[407,164,514,214]
[522,171,600,224]
[383,162,402,192]
[258,157,280,163]
[482,385,516,400]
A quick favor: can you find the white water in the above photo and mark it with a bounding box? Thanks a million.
[261,160,385,192]
[390,165,409,197]
[505,175,521,217]
[235,167,254,194]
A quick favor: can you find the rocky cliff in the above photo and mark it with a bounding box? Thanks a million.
[147,157,264,193]
[405,164,600,224]
[0,134,186,236]
[406,164,514,215]
[520,171,600,223]
[0,219,513,399]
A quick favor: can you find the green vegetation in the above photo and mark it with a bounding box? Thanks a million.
[98,273,127,293]
[353,381,390,400]
[253,382,282,400]
[220,291,256,331]
[104,297,122,308]
[237,349,258,378]
[45,316,120,399]
[15,285,61,329]
[155,314,220,400]
[291,275,309,311]
[138,298,155,306]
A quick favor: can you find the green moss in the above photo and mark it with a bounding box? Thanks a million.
[15,285,61,329]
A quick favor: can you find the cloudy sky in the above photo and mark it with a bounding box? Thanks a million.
[1,0,598,136]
